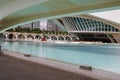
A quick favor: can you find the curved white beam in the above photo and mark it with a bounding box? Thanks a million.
[0,0,120,32]
[0,0,49,20]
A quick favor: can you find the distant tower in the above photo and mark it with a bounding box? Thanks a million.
[29,21,40,29]
[40,20,47,30]
[47,20,60,32]
[31,22,34,30]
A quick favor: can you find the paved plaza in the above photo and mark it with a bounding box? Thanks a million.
[0,54,97,80]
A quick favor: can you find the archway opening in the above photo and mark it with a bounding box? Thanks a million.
[72,37,78,41]
[8,34,16,40]
[27,35,34,40]
[65,36,71,41]
[18,34,25,40]
[0,33,6,40]
[44,36,50,40]
[58,36,64,40]
[35,35,41,40]
[51,36,57,40]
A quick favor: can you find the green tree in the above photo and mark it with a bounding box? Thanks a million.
[6,28,14,32]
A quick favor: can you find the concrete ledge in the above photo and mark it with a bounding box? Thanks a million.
[2,49,120,80]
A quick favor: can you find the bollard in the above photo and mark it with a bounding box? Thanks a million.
[0,45,2,56]
[0,45,1,51]
[80,65,92,71]
[24,54,31,57]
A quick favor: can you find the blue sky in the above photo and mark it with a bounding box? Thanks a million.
[90,9,120,24]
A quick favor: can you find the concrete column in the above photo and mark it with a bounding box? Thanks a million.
[24,35,27,40]
[15,35,18,40]
[112,33,120,43]
[33,35,35,40]
[5,34,8,40]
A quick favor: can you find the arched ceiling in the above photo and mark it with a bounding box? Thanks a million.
[0,0,120,32]
[0,0,49,19]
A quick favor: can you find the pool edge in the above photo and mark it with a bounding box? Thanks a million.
[2,49,120,80]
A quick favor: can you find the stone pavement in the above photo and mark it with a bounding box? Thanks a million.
[0,54,97,80]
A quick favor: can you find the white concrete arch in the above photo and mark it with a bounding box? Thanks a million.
[7,33,16,40]
[27,35,34,40]
[35,35,42,40]
[0,0,49,20]
[17,34,26,40]
[0,0,120,32]
[0,33,6,39]
[65,36,72,41]
[44,35,51,40]
[51,36,58,40]
[72,36,79,41]
[58,36,65,40]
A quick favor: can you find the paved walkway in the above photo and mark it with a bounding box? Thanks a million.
[0,54,97,80]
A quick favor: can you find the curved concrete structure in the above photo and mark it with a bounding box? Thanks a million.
[57,15,120,43]
[61,15,120,33]
[1,32,78,41]
[0,0,120,32]
[77,15,120,30]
